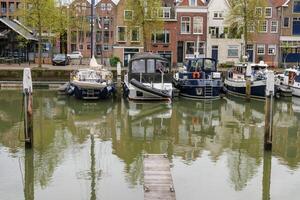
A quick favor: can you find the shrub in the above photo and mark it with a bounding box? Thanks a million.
[109,56,121,67]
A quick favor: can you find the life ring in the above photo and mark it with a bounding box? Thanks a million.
[192,72,201,79]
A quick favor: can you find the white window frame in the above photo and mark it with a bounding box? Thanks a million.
[181,16,191,34]
[256,7,263,16]
[213,11,224,19]
[259,20,268,33]
[117,26,127,42]
[257,44,265,55]
[268,45,276,55]
[100,3,106,11]
[131,27,140,42]
[124,10,133,21]
[106,3,112,11]
[152,30,170,44]
[270,21,278,33]
[265,7,272,18]
[227,45,239,58]
[189,0,197,6]
[193,16,203,34]
[158,7,171,19]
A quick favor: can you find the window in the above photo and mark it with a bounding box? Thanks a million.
[181,17,191,34]
[185,42,205,55]
[103,18,110,29]
[294,0,300,13]
[96,45,102,55]
[96,31,102,42]
[147,59,155,73]
[117,26,126,42]
[103,45,109,51]
[152,30,170,44]
[193,17,203,34]
[227,46,239,58]
[158,7,171,19]
[259,20,268,32]
[256,7,262,16]
[265,7,272,18]
[132,59,145,73]
[101,3,106,11]
[124,10,133,21]
[189,0,197,6]
[107,3,112,11]
[131,27,140,42]
[213,12,223,19]
[270,21,278,33]
[293,17,300,35]
[103,31,109,43]
[257,44,265,55]
[268,45,276,55]
[283,17,290,28]
[87,44,91,50]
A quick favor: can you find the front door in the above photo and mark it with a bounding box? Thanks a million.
[177,41,184,63]
[211,45,218,61]
[247,45,254,62]
[124,48,139,67]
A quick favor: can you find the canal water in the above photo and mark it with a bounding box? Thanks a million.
[0,90,300,200]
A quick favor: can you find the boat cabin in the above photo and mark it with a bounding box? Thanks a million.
[185,58,217,73]
[128,53,172,83]
[228,61,268,80]
[284,68,300,84]
[71,69,101,82]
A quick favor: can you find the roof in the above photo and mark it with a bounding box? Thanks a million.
[131,52,168,62]
[271,0,288,7]
[0,18,37,41]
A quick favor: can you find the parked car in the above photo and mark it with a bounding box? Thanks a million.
[67,51,83,59]
[52,54,70,66]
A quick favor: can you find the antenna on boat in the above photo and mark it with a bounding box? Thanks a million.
[194,36,200,58]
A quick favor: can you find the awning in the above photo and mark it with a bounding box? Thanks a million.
[0,18,38,41]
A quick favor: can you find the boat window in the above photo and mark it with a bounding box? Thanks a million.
[147,59,155,73]
[132,59,145,73]
[203,59,216,71]
[188,60,200,72]
[156,60,169,73]
[295,75,300,82]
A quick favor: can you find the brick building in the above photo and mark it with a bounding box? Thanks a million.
[176,0,207,64]
[67,0,117,64]
[0,0,20,19]
[148,0,177,67]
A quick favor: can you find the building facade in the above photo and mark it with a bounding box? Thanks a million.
[112,0,143,67]
[176,0,207,64]
[0,0,20,19]
[278,0,300,66]
[206,0,243,65]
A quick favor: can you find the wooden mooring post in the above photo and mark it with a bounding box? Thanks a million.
[264,70,275,151]
[23,68,33,148]
[116,62,122,99]
[245,58,251,101]
[143,154,176,200]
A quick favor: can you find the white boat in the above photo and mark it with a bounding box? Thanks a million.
[68,68,115,100]
[224,61,273,99]
[123,53,173,101]
[276,67,300,97]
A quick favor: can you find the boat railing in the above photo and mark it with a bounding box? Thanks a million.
[129,73,173,84]
[181,79,222,87]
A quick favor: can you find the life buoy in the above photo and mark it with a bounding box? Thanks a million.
[192,72,201,79]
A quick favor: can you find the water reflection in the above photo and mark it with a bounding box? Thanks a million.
[1,90,300,199]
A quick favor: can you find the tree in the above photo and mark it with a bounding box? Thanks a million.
[18,0,68,67]
[226,0,267,60]
[125,0,164,52]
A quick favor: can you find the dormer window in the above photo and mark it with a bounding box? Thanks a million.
[189,0,197,6]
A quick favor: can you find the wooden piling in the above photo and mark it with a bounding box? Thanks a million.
[264,70,274,151]
[116,62,122,100]
[143,154,176,200]
[24,148,34,200]
[262,151,272,200]
[246,78,251,100]
[23,68,33,148]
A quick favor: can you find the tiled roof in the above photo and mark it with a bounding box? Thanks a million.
[271,0,288,7]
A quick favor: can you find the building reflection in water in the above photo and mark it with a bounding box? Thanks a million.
[1,90,300,199]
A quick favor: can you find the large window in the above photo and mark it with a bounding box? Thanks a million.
[271,21,278,33]
[131,27,140,42]
[283,17,290,28]
[124,10,133,21]
[268,45,276,55]
[193,17,203,34]
[294,0,300,13]
[265,7,272,18]
[152,30,170,44]
[181,17,191,34]
[185,42,205,55]
[259,20,268,32]
[158,7,171,19]
[227,46,239,58]
[189,0,197,6]
[257,44,265,55]
[132,59,145,73]
[117,26,126,42]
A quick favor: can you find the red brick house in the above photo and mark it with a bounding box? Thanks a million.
[176,0,207,64]
[148,0,177,67]
[249,0,281,67]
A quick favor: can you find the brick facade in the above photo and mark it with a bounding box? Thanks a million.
[0,0,20,19]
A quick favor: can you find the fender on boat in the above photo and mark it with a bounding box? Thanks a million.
[130,78,171,98]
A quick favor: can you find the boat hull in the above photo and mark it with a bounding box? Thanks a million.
[73,84,115,100]
[224,78,266,99]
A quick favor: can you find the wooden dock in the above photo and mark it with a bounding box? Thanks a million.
[143,154,176,200]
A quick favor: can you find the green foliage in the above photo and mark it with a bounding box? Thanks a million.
[110,56,121,67]
[226,0,267,48]
[125,0,164,51]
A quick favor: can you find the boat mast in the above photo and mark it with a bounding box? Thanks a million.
[90,0,95,58]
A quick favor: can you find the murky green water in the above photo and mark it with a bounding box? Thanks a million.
[0,90,300,200]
